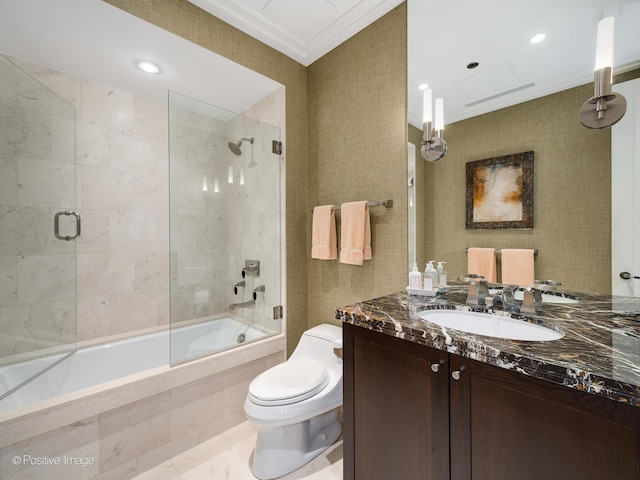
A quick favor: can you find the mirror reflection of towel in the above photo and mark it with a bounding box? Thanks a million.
[311,205,337,260]
[501,249,535,286]
[467,247,496,282]
[340,201,371,265]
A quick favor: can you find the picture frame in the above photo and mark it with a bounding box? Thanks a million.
[466,151,534,229]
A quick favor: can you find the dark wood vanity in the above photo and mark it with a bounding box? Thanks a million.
[338,287,640,480]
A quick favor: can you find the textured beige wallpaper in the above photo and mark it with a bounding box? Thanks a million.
[103,0,309,354]
[307,4,408,329]
[410,82,617,294]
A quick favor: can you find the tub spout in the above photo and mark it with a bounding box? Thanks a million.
[229,299,255,310]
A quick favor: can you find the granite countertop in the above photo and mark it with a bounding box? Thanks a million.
[336,283,640,407]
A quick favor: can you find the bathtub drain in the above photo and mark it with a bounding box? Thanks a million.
[237,333,246,344]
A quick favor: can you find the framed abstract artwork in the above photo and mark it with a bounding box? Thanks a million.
[466,151,534,229]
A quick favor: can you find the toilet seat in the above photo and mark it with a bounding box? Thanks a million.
[248,358,330,406]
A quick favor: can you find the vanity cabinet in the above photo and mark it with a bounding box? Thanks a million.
[343,322,640,480]
[343,323,450,479]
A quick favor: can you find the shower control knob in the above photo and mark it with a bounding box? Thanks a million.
[233,280,245,295]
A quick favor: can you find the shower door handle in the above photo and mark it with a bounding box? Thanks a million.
[54,210,81,241]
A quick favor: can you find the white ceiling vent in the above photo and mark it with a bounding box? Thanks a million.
[456,63,529,106]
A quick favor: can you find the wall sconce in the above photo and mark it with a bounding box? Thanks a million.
[420,87,447,162]
[579,16,627,129]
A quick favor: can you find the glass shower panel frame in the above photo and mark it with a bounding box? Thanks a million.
[0,55,77,397]
[168,91,282,365]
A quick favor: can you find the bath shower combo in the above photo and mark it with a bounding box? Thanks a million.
[0,57,285,479]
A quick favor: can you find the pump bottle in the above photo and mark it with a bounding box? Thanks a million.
[409,263,422,289]
[437,261,447,286]
[424,261,436,290]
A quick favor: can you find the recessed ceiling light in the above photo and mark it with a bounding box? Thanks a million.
[467,62,479,69]
[418,83,429,90]
[529,33,546,44]
[135,60,162,74]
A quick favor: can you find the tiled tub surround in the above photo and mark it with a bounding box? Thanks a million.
[337,284,640,406]
[0,334,285,479]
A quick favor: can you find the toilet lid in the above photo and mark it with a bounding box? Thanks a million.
[248,358,330,406]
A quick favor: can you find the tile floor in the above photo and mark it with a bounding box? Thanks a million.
[132,421,343,480]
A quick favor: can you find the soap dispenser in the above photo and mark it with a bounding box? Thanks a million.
[409,263,422,289]
[437,261,447,286]
[424,261,436,290]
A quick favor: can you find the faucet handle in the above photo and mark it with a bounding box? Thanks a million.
[252,284,265,301]
[520,286,543,314]
[466,279,488,306]
[501,285,516,304]
[234,280,245,295]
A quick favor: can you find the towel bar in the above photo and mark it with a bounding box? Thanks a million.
[465,247,538,258]
[312,199,393,212]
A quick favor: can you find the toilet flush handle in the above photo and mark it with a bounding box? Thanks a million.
[332,340,343,362]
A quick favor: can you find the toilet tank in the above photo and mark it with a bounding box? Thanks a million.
[290,324,342,365]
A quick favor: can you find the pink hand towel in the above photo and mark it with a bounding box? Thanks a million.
[501,249,535,286]
[311,205,337,260]
[467,247,497,282]
[340,201,371,265]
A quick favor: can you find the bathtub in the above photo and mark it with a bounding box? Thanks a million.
[0,316,285,479]
[0,316,267,413]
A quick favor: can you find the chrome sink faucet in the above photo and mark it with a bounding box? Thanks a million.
[520,286,543,314]
[466,279,488,306]
[491,285,517,313]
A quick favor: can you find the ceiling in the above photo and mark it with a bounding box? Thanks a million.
[187,0,640,126]
[0,0,282,114]
[187,0,404,66]
[1,0,639,128]
[408,0,640,126]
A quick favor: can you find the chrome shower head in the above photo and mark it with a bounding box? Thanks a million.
[228,137,254,155]
[228,141,242,155]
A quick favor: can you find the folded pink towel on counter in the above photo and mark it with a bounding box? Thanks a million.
[501,249,535,286]
[340,201,371,265]
[467,247,497,282]
[311,205,337,260]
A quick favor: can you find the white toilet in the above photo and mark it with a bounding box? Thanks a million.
[244,324,343,480]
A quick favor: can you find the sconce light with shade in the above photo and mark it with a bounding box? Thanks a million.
[579,16,627,129]
[420,86,447,162]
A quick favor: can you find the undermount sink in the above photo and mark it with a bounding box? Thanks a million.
[418,309,564,341]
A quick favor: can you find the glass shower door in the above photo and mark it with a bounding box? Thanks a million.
[0,55,77,398]
[169,91,282,365]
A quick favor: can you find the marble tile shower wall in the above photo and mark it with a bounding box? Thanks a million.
[0,58,77,356]
[5,58,283,347]
[9,58,169,343]
[169,106,230,321]
[170,98,283,333]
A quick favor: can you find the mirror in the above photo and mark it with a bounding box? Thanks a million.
[408,0,640,294]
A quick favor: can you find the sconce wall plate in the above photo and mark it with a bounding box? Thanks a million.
[421,137,447,162]
[580,92,627,129]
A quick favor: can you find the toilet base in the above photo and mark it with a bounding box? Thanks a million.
[250,408,342,480]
